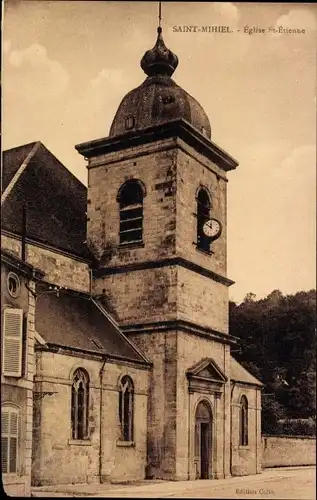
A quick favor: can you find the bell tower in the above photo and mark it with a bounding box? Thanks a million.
[76,26,238,481]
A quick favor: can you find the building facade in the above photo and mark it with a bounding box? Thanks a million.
[1,27,262,493]
[1,250,44,495]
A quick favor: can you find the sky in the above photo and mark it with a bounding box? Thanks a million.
[2,1,316,303]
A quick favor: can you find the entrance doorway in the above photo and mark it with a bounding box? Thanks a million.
[195,400,213,479]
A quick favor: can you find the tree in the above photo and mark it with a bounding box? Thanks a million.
[244,292,257,303]
[230,289,316,427]
[261,394,286,434]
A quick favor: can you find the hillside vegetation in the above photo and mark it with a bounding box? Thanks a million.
[229,289,316,435]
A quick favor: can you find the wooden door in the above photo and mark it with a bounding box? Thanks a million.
[195,401,213,479]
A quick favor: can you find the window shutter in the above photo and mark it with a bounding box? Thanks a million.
[10,411,18,435]
[9,436,18,473]
[1,410,9,473]
[3,309,23,377]
[1,407,19,474]
[1,437,9,473]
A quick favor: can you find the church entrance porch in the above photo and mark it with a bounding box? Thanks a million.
[195,400,213,479]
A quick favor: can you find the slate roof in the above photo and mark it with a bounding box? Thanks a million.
[2,142,39,193]
[2,142,90,259]
[110,28,211,140]
[230,356,263,387]
[35,287,149,364]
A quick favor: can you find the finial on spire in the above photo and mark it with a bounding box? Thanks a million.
[140,4,178,78]
[158,1,162,29]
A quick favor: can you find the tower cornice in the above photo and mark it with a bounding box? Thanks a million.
[75,119,238,172]
[92,256,234,287]
[120,319,240,347]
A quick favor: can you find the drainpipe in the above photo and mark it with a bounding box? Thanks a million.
[230,381,236,476]
[21,203,27,261]
[89,268,93,296]
[255,389,257,474]
[99,356,108,483]
[187,389,191,480]
[255,388,259,474]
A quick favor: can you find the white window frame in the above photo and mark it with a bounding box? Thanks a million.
[2,308,23,377]
[7,272,21,298]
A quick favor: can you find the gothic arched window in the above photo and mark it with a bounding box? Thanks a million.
[118,180,145,245]
[196,187,211,252]
[239,395,248,446]
[119,376,134,441]
[71,368,89,440]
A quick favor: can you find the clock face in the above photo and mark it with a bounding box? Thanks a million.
[202,218,222,239]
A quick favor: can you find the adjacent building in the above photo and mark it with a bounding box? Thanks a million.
[1,249,44,495]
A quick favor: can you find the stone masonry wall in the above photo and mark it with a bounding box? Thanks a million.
[1,234,90,292]
[88,139,231,333]
[33,351,148,485]
[177,266,229,334]
[176,143,228,278]
[87,140,177,265]
[128,331,177,480]
[129,331,232,481]
[93,264,228,333]
[93,266,178,325]
[176,334,231,480]
[231,384,261,476]
[262,436,316,468]
[86,136,237,483]
[1,234,21,257]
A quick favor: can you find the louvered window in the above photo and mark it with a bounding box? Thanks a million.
[118,180,144,245]
[118,376,134,441]
[2,309,23,377]
[1,406,19,474]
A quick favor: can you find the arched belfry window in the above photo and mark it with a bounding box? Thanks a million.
[118,180,145,245]
[196,187,211,252]
[71,368,89,440]
[119,375,134,441]
[239,395,248,446]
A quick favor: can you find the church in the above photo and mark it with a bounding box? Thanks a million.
[1,25,262,495]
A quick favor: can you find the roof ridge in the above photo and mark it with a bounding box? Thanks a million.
[35,142,87,189]
[3,140,39,153]
[1,141,41,205]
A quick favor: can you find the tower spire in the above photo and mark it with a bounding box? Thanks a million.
[140,2,178,77]
[158,1,162,29]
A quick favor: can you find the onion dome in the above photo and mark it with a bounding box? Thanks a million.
[141,27,178,77]
[109,28,211,139]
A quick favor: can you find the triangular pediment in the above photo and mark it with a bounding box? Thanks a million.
[186,357,228,384]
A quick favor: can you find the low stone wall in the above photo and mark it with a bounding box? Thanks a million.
[262,435,316,468]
